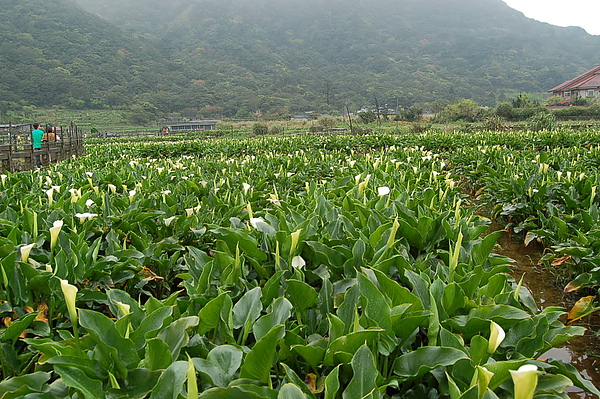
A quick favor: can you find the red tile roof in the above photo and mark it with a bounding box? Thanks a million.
[549,65,600,92]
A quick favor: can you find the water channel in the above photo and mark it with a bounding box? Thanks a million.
[495,229,600,398]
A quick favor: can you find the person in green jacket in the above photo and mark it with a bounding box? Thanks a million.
[31,123,44,167]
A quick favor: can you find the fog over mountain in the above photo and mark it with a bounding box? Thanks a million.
[2,0,599,116]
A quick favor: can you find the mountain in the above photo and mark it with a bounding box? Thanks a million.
[3,0,600,118]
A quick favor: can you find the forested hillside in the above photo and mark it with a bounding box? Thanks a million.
[2,0,600,118]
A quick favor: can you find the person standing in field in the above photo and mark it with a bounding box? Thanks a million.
[42,127,60,164]
[42,127,60,143]
[31,123,44,168]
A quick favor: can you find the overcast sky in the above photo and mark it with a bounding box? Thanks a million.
[503,0,600,35]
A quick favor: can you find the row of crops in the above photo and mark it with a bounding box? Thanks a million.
[1,129,599,398]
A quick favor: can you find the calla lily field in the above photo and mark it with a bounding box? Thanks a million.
[0,128,599,398]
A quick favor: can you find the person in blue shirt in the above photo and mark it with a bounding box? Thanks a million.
[31,123,44,167]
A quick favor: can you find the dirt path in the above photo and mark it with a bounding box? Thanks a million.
[494,229,600,398]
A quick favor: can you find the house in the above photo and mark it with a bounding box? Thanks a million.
[166,120,219,132]
[549,65,600,101]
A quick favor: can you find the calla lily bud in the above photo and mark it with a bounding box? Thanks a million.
[488,321,506,353]
[470,366,494,399]
[187,356,198,399]
[60,279,78,324]
[20,243,35,262]
[50,220,63,249]
[510,364,539,399]
[290,229,302,254]
[114,301,131,318]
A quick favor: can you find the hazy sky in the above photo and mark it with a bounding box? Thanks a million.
[503,0,600,35]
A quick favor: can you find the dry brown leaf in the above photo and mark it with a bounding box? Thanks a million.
[141,267,165,282]
[567,296,599,323]
[550,254,572,267]
[304,373,324,394]
[36,302,49,323]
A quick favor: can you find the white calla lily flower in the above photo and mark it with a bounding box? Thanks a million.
[50,220,64,249]
[164,216,176,227]
[60,279,78,324]
[291,255,306,269]
[20,243,35,262]
[510,365,539,399]
[488,321,506,353]
[242,183,251,195]
[378,186,390,197]
[75,213,98,222]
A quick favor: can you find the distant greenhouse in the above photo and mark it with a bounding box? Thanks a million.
[166,121,219,132]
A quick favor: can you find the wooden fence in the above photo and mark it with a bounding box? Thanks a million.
[0,123,85,173]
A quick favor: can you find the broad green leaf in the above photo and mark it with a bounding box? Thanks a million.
[358,272,392,330]
[280,363,316,399]
[208,345,244,379]
[199,293,232,335]
[285,279,318,312]
[139,338,173,371]
[54,365,105,399]
[547,359,600,396]
[129,306,173,350]
[278,383,308,399]
[342,344,380,399]
[324,365,341,399]
[199,386,274,399]
[392,347,469,379]
[193,358,230,388]
[78,309,140,369]
[157,316,200,360]
[240,324,285,383]
[0,312,38,342]
[108,368,161,399]
[253,298,293,340]
[324,329,383,366]
[0,372,51,396]
[291,344,326,371]
[107,289,144,327]
[233,287,263,329]
[150,360,188,399]
[471,231,501,267]
[371,268,423,310]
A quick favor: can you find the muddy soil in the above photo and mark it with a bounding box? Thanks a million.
[495,229,600,398]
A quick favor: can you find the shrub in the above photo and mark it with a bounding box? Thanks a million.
[269,124,284,135]
[495,102,513,120]
[318,116,336,128]
[482,115,506,131]
[527,112,556,131]
[252,123,269,135]
[357,110,377,124]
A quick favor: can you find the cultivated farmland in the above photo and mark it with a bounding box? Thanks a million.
[0,129,599,398]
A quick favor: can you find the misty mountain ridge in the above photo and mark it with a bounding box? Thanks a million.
[2,0,599,117]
